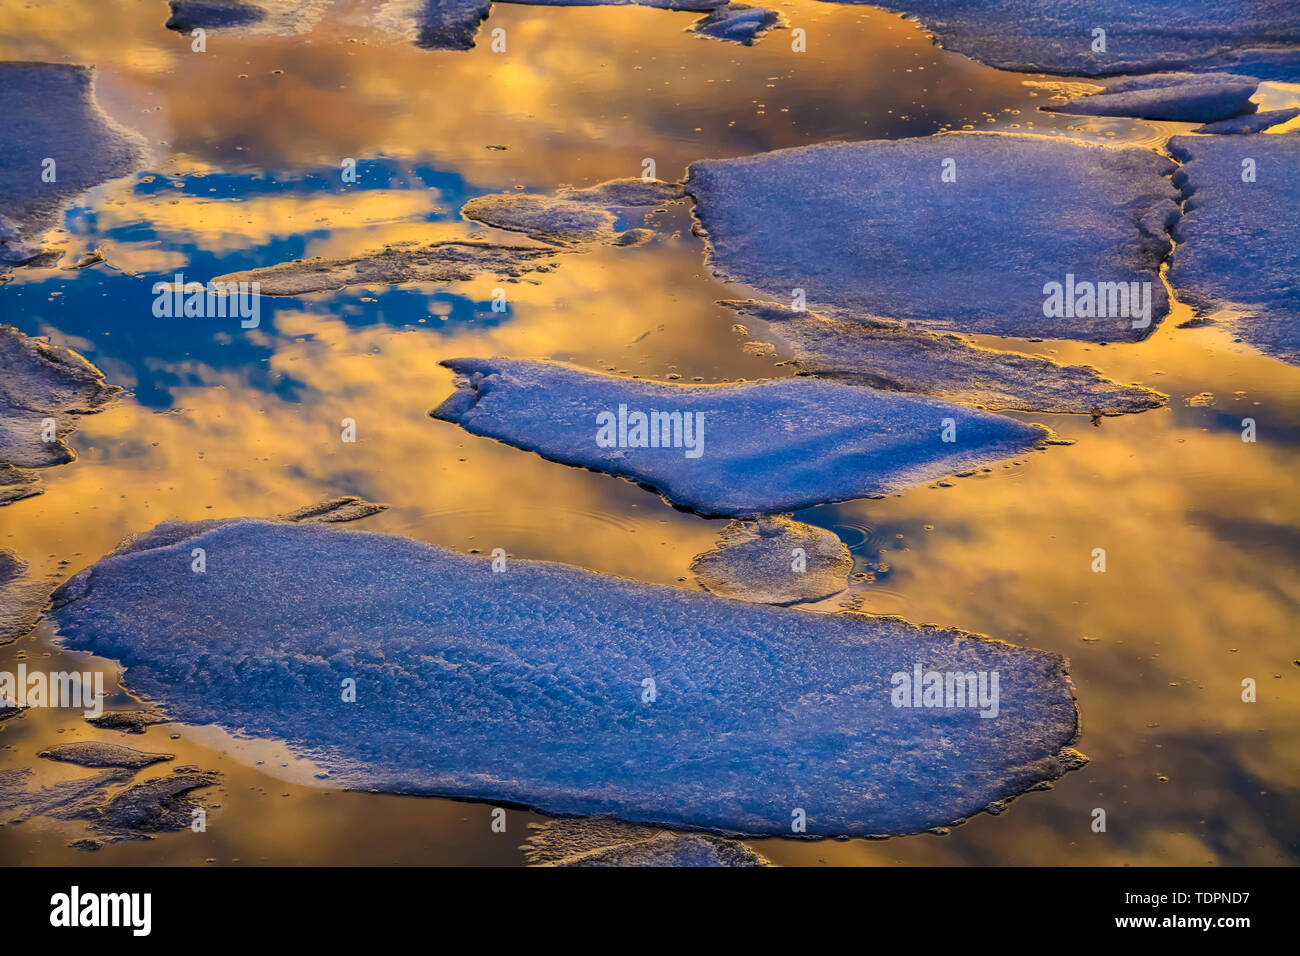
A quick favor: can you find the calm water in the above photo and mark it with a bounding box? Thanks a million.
[1,0,1298,865]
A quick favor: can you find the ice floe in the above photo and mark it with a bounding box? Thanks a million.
[0,62,140,266]
[210,239,559,296]
[0,765,218,845]
[721,300,1166,416]
[38,742,174,770]
[51,518,1085,836]
[690,516,852,605]
[1168,133,1300,363]
[858,1,1300,79]
[0,325,123,505]
[523,818,770,866]
[1046,73,1259,123]
[431,358,1051,516]
[686,135,1180,343]
[279,496,389,523]
[688,4,783,45]
[1195,108,1300,135]
[461,178,682,245]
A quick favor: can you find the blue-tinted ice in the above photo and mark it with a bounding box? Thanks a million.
[431,357,1051,516]
[51,519,1086,837]
[686,134,1180,343]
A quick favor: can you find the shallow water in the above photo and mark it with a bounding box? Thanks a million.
[1,0,1297,864]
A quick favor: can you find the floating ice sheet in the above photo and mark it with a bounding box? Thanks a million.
[1169,133,1300,364]
[1046,73,1259,123]
[52,518,1086,837]
[523,819,770,866]
[722,300,1166,415]
[210,240,559,296]
[851,1,1300,79]
[431,358,1051,516]
[687,4,783,45]
[461,178,682,245]
[686,134,1180,343]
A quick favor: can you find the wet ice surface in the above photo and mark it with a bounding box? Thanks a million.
[432,357,1051,516]
[51,518,1085,837]
[461,178,682,245]
[1169,133,1300,364]
[690,516,853,605]
[687,4,783,45]
[279,496,389,523]
[1196,108,1300,134]
[86,711,169,735]
[0,325,123,505]
[1047,74,1259,124]
[686,134,1180,343]
[0,62,140,266]
[211,240,559,296]
[721,300,1166,415]
[523,818,769,865]
[858,0,1300,78]
[38,742,174,770]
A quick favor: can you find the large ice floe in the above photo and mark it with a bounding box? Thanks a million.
[721,300,1166,416]
[431,358,1052,516]
[0,62,140,266]
[0,325,123,505]
[1168,133,1300,364]
[51,518,1085,837]
[1045,73,1260,124]
[852,1,1300,79]
[686,135,1181,343]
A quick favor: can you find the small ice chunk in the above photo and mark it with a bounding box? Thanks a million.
[38,742,174,770]
[210,240,559,296]
[1047,73,1259,123]
[688,4,784,45]
[721,300,1166,415]
[279,496,388,523]
[690,516,852,605]
[86,710,169,734]
[1195,107,1300,134]
[1168,133,1300,363]
[51,519,1086,836]
[461,178,683,245]
[686,135,1180,343]
[431,358,1051,516]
